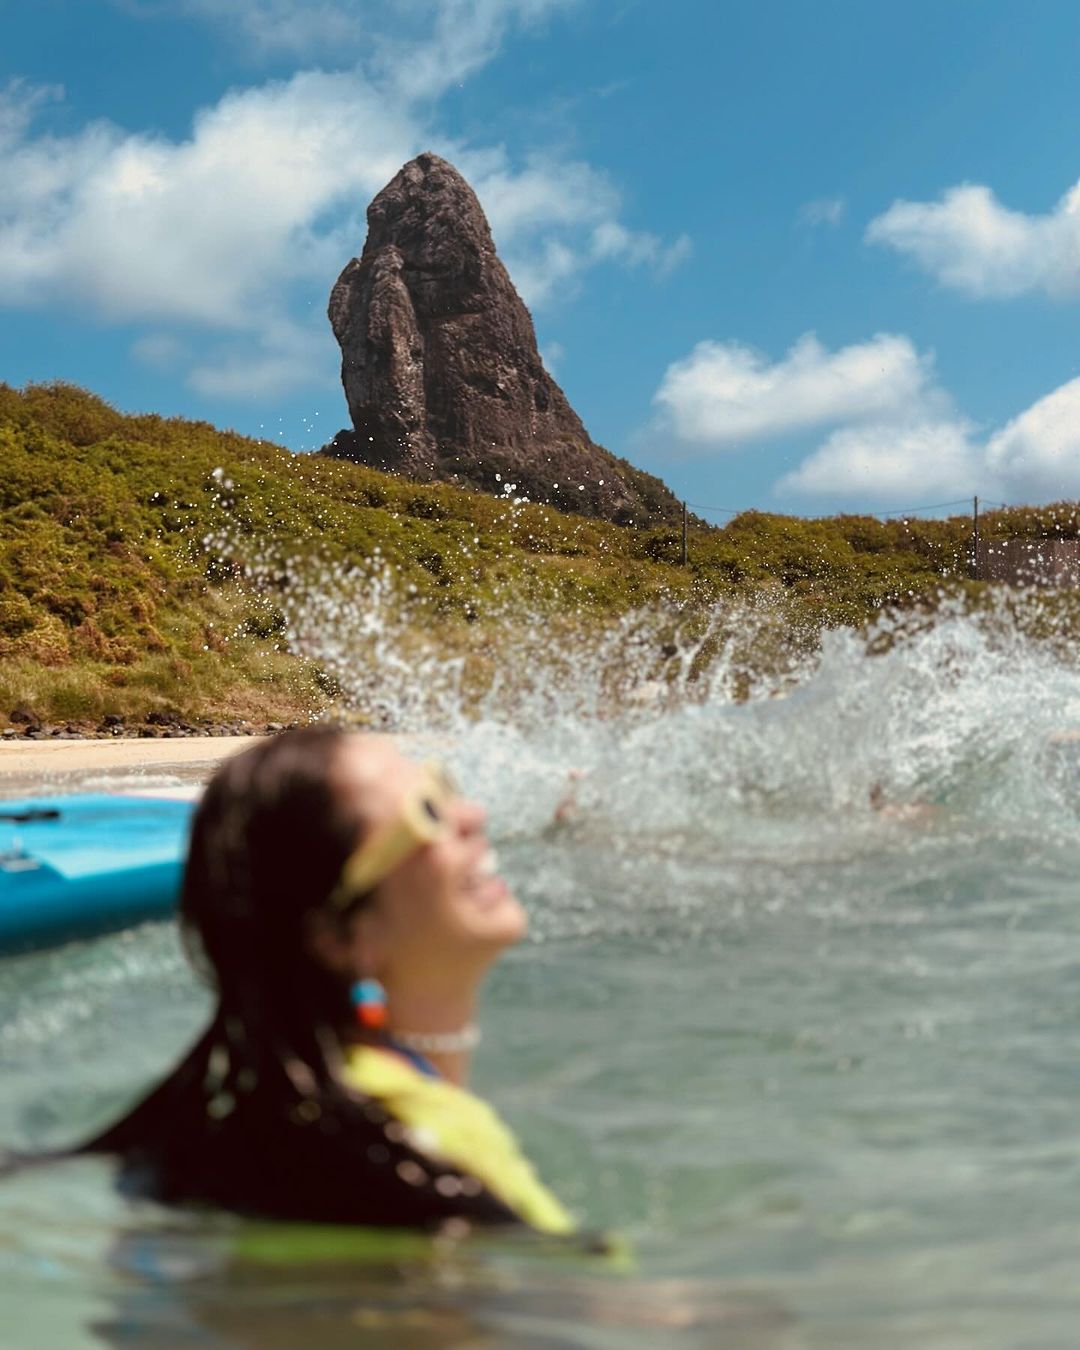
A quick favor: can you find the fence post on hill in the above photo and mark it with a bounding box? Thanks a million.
[680,501,688,567]
[972,496,980,580]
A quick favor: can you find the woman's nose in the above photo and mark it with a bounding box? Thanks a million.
[457,797,487,834]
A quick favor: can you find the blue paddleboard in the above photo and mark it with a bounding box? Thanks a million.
[0,794,197,954]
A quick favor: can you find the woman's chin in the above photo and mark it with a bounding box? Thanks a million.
[501,894,529,944]
[469,879,528,946]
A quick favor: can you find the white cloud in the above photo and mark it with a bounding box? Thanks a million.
[0,71,412,326]
[459,150,687,306]
[867,179,1080,299]
[798,196,845,227]
[648,328,989,506]
[498,238,580,308]
[187,321,338,399]
[539,339,564,373]
[590,220,691,274]
[126,0,579,82]
[772,365,1080,507]
[0,78,63,143]
[648,324,1080,507]
[377,0,580,103]
[467,150,616,238]
[985,377,1080,500]
[780,374,1080,506]
[651,332,934,451]
[164,0,372,57]
[777,418,982,501]
[131,331,190,370]
[0,2,683,402]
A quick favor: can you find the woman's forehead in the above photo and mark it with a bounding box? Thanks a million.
[334,736,422,813]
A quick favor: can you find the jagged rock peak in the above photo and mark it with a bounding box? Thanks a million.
[366,152,495,261]
[324,152,681,525]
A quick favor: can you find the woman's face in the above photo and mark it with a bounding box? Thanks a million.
[329,737,527,991]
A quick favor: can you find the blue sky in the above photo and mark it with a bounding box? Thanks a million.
[3,0,1080,521]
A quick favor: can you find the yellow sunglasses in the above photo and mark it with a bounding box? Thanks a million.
[328,761,458,909]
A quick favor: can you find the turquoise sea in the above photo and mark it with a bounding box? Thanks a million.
[4,597,1080,1347]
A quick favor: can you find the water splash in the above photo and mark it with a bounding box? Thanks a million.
[238,553,1080,831]
[189,503,1080,945]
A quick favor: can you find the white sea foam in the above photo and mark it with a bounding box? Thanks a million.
[235,549,1080,851]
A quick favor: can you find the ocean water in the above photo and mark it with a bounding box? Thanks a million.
[4,594,1080,1347]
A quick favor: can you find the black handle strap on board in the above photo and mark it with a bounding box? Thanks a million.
[0,808,61,824]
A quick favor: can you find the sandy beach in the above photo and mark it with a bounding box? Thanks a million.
[0,736,256,796]
[0,732,437,797]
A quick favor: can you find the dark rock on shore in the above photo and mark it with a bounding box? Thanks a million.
[325,152,682,527]
[1,710,303,741]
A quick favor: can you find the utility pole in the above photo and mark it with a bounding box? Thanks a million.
[681,501,688,566]
[973,495,980,580]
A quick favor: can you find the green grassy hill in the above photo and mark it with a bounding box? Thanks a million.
[0,382,1074,729]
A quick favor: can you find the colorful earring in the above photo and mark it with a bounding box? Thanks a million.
[350,977,387,1030]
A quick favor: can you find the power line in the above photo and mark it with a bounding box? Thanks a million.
[686,497,977,520]
[685,501,754,517]
[877,498,971,518]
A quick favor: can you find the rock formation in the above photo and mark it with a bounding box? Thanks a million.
[325,153,681,525]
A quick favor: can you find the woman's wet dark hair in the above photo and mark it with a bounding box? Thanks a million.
[78,726,519,1227]
[181,723,364,1043]
[80,729,364,1187]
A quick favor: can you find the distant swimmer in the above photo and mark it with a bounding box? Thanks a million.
[868,782,940,826]
[71,728,575,1235]
[551,767,586,826]
[1040,729,1080,795]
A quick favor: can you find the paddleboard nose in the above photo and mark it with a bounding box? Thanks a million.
[0,793,196,954]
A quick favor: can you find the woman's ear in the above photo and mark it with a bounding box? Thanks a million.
[304,908,358,976]
[350,903,388,969]
[304,903,387,977]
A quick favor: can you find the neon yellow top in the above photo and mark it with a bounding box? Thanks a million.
[343,1045,575,1236]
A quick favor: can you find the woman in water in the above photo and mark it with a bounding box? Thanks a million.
[80,725,573,1235]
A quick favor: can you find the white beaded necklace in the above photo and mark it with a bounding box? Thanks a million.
[391,1024,482,1055]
